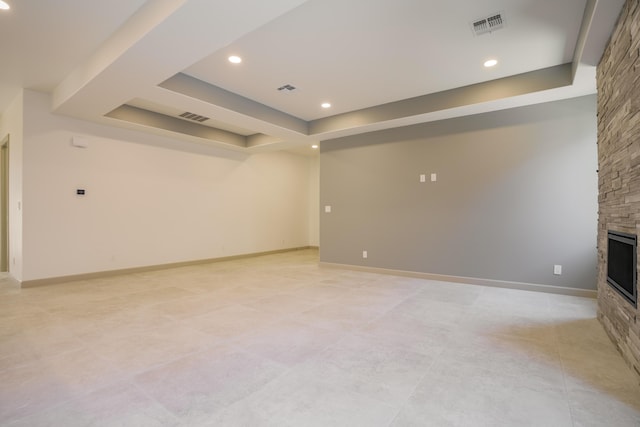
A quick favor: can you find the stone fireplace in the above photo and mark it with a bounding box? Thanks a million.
[597,0,640,380]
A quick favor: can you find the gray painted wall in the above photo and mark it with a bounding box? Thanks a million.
[320,95,598,290]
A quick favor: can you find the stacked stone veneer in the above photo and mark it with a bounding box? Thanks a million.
[597,0,640,380]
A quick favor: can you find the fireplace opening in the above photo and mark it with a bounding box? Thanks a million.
[607,230,637,307]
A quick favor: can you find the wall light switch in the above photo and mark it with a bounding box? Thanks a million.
[554,265,562,275]
[431,173,437,182]
[420,174,426,183]
[324,205,332,213]
[362,250,368,259]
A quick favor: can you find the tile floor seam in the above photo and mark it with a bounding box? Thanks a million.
[129,377,189,425]
[558,353,580,427]
[388,350,441,405]
[4,398,73,426]
[93,340,216,380]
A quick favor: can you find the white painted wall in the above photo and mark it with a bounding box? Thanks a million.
[308,155,319,246]
[0,92,24,281]
[22,90,314,281]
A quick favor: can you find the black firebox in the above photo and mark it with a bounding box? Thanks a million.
[607,230,637,307]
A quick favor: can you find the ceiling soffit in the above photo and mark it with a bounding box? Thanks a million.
[49,0,625,153]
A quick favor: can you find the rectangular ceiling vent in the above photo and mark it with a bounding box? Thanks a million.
[179,112,209,122]
[471,12,505,36]
[277,84,297,93]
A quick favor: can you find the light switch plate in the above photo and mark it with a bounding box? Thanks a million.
[431,173,437,182]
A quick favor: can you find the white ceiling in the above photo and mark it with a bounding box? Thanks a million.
[186,0,585,121]
[0,0,148,107]
[0,0,626,154]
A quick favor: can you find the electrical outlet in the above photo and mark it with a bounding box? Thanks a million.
[554,265,562,275]
[362,250,368,259]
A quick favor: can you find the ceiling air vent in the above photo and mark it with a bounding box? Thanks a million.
[471,12,505,36]
[179,112,210,123]
[277,84,297,92]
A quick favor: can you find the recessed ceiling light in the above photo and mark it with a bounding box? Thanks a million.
[228,55,242,64]
[311,144,319,149]
[0,1,10,10]
[321,102,331,109]
[484,59,498,68]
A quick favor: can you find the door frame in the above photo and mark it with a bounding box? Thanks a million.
[1,135,9,272]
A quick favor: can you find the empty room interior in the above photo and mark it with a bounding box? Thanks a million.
[1,0,640,426]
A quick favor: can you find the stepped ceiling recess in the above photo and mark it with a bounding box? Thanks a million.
[0,0,625,153]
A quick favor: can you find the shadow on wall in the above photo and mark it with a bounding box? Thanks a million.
[320,98,593,153]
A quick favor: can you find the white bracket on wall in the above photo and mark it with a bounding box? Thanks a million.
[71,136,89,148]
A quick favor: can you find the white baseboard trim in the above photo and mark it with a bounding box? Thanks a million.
[319,262,597,298]
[21,247,314,288]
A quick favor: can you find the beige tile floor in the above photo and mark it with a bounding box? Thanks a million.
[1,249,639,426]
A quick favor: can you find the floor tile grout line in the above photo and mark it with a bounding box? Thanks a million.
[384,342,449,427]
